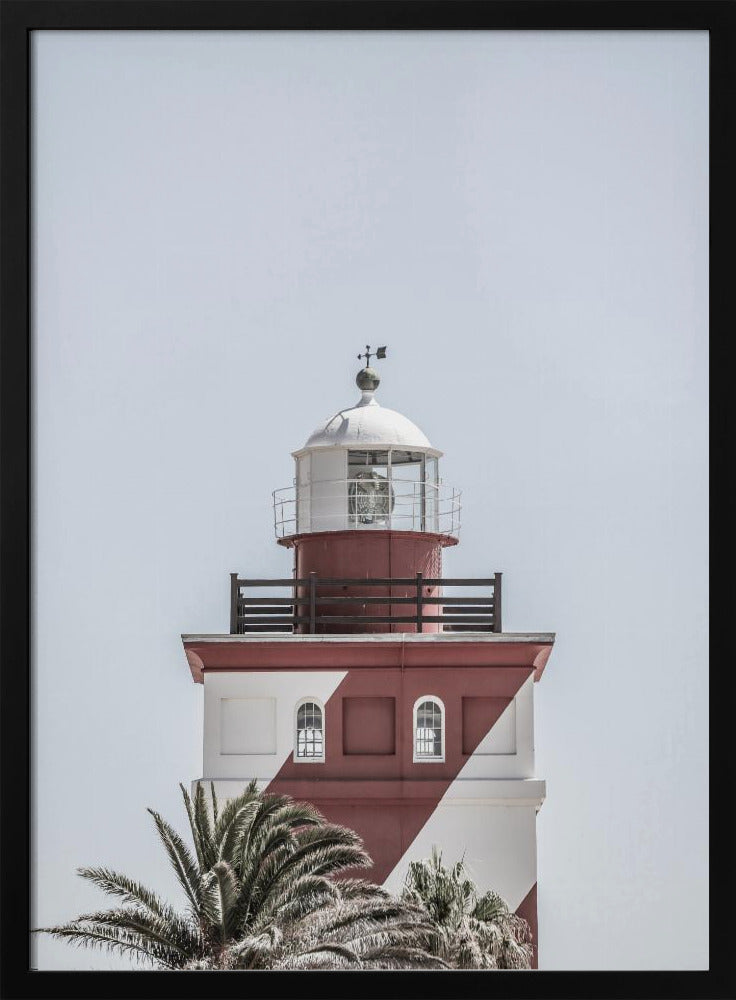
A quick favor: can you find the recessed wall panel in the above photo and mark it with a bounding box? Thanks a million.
[220,697,276,755]
[343,697,395,755]
[462,696,516,755]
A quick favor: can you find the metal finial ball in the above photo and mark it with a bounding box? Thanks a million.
[356,367,380,391]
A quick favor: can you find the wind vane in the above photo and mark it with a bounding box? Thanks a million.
[357,345,387,367]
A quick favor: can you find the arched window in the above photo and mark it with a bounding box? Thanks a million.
[413,696,445,762]
[295,700,325,762]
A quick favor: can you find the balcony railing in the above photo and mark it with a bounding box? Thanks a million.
[229,572,502,634]
[273,478,461,538]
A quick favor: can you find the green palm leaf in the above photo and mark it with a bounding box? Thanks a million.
[192,782,217,870]
[200,861,239,945]
[213,778,258,844]
[77,866,170,917]
[260,874,339,925]
[76,906,200,957]
[147,808,201,914]
[37,917,189,969]
[209,781,219,826]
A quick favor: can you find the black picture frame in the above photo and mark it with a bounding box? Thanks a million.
[1,2,733,998]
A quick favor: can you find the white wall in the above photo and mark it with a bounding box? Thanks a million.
[203,670,346,780]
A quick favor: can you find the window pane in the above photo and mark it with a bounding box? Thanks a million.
[390,451,425,531]
[415,700,442,758]
[296,702,324,758]
[348,450,390,468]
[348,451,391,526]
[425,457,438,531]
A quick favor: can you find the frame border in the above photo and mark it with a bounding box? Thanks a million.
[2,2,732,998]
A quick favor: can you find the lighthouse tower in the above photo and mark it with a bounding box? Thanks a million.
[182,350,554,963]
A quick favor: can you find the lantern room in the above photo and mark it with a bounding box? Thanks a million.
[273,356,461,540]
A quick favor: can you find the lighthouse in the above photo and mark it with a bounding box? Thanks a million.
[182,349,554,963]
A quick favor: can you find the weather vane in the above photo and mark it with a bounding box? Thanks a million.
[357,345,387,367]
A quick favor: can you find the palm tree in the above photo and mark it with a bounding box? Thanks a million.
[37,781,445,970]
[185,880,447,971]
[401,846,533,969]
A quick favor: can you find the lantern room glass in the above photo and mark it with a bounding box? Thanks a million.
[425,456,439,532]
[389,450,425,531]
[347,450,391,527]
[345,449,439,532]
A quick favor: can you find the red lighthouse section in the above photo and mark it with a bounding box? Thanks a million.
[282,530,456,634]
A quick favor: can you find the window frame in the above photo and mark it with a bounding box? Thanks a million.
[294,697,326,763]
[412,695,446,763]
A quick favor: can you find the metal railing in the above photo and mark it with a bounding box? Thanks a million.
[229,572,501,634]
[272,478,461,538]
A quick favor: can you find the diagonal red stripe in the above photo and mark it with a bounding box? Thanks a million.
[265,665,532,884]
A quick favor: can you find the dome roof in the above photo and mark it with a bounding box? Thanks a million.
[297,389,439,455]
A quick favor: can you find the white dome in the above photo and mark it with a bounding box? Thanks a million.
[297,390,438,455]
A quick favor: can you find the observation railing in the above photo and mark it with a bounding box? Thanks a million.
[272,478,461,538]
[229,572,502,635]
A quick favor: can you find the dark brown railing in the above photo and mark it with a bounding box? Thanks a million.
[229,573,502,635]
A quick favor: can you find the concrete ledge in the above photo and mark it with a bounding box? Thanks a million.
[183,632,555,644]
[183,632,555,683]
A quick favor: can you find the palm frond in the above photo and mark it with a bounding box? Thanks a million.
[284,822,370,872]
[252,843,369,919]
[209,781,219,826]
[213,788,260,867]
[341,908,433,936]
[179,783,206,871]
[199,861,240,945]
[224,926,283,970]
[252,874,340,928]
[147,808,201,913]
[213,779,258,844]
[37,919,188,969]
[77,866,170,918]
[360,944,450,971]
[300,942,361,964]
[336,878,389,901]
[473,888,509,923]
[273,946,358,970]
[237,823,295,925]
[75,906,202,961]
[241,794,323,861]
[192,781,217,870]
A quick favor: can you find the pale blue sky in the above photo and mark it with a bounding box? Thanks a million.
[32,30,708,970]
